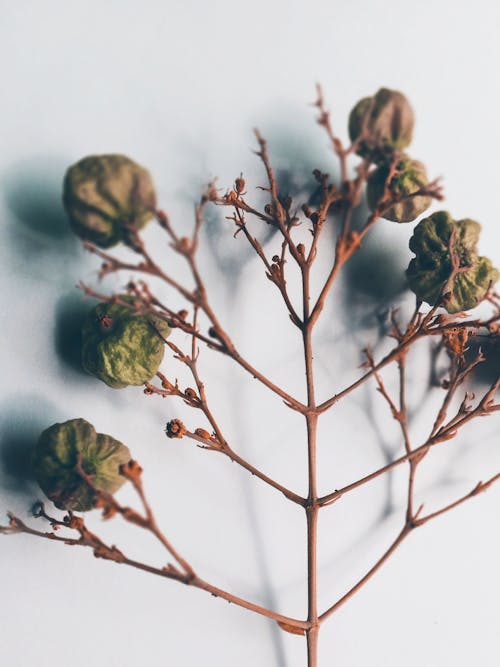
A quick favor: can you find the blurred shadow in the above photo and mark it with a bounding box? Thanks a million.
[467,336,500,388]
[3,156,77,246]
[201,205,265,280]
[0,396,60,499]
[232,387,287,667]
[54,290,95,376]
[341,203,409,332]
[2,156,83,289]
[266,125,338,202]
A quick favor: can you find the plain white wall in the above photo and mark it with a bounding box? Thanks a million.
[1,2,499,666]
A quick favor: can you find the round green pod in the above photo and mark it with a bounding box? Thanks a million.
[63,154,156,248]
[406,211,499,313]
[348,88,414,161]
[81,300,171,388]
[367,158,431,222]
[33,418,131,511]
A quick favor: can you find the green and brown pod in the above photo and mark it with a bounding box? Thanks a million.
[63,154,156,248]
[406,211,499,313]
[348,88,414,162]
[81,299,171,388]
[366,158,431,223]
[33,418,131,511]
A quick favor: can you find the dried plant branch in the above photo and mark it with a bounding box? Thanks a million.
[1,511,309,631]
[158,315,306,505]
[3,87,500,667]
[319,364,499,509]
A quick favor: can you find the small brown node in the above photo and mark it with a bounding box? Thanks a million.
[235,175,246,194]
[224,190,238,204]
[165,419,186,439]
[119,459,144,481]
[194,428,211,440]
[443,327,472,360]
[177,237,191,253]
[97,314,114,331]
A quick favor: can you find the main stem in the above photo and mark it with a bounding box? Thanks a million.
[303,264,320,666]
[306,410,319,666]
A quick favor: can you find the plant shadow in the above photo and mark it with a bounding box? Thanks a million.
[54,290,96,377]
[0,396,61,500]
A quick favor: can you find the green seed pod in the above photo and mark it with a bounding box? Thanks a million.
[81,299,171,388]
[63,155,156,248]
[367,158,431,222]
[406,211,499,313]
[33,418,131,511]
[348,88,414,161]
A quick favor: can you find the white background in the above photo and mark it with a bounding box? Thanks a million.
[1,2,499,666]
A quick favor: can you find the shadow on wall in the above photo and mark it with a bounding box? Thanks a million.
[2,155,82,283]
[468,336,500,389]
[0,396,62,500]
[54,290,97,377]
[340,201,410,332]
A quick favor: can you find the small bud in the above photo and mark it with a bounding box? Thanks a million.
[119,459,143,482]
[269,264,280,277]
[33,419,131,512]
[406,211,499,313]
[297,243,305,256]
[177,237,191,253]
[348,88,414,161]
[224,190,238,204]
[184,387,198,400]
[235,175,246,194]
[63,155,156,248]
[367,158,432,222]
[81,298,171,388]
[194,428,211,440]
[165,419,186,439]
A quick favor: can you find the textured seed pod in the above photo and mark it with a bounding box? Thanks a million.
[406,211,499,313]
[348,88,414,161]
[165,419,186,439]
[63,155,156,248]
[81,300,171,388]
[33,418,131,511]
[367,158,431,222]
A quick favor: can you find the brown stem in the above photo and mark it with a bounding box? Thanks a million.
[397,353,415,523]
[301,259,320,666]
[414,473,500,526]
[317,331,421,413]
[253,129,302,266]
[221,445,306,505]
